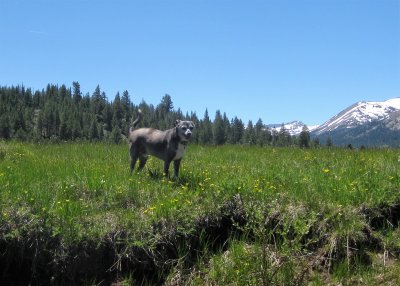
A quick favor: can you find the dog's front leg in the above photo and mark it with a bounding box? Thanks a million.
[173,159,181,178]
[163,160,171,177]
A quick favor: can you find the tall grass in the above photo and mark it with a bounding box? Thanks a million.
[0,142,399,284]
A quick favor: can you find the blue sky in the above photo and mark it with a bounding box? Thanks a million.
[1,0,399,126]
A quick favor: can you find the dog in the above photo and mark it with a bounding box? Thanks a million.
[128,110,195,177]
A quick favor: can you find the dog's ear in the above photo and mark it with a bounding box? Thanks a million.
[175,120,181,127]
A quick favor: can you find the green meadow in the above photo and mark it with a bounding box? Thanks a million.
[1,142,399,285]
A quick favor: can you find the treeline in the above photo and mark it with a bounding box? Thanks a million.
[0,83,317,147]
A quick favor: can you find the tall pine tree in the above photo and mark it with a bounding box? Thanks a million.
[213,110,225,145]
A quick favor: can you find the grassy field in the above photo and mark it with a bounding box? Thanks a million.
[0,142,399,285]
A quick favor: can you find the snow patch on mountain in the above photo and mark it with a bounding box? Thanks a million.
[313,98,400,135]
[268,121,318,136]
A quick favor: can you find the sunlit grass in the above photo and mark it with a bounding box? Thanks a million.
[0,141,399,284]
[1,143,399,238]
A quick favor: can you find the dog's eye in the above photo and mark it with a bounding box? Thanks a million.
[182,127,187,131]
[189,127,194,131]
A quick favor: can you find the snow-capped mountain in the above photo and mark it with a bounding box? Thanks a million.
[313,98,400,135]
[268,121,318,136]
[263,98,400,146]
[311,98,400,146]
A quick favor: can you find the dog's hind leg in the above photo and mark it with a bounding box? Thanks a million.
[138,154,148,170]
[129,144,139,175]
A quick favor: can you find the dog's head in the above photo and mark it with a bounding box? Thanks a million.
[175,120,195,142]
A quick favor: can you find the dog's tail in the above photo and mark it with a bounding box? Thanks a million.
[130,109,142,132]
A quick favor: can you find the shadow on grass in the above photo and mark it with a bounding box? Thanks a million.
[142,167,207,191]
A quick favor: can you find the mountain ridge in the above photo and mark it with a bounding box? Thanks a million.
[272,98,400,147]
[313,98,400,136]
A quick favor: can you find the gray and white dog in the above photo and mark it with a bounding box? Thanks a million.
[128,110,195,177]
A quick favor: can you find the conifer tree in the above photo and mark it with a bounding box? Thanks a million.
[222,113,231,143]
[0,114,11,139]
[121,90,132,135]
[89,117,99,141]
[121,90,131,111]
[213,110,225,145]
[72,81,82,103]
[199,109,213,144]
[277,124,291,146]
[71,117,82,140]
[255,119,263,145]
[230,117,244,144]
[102,104,113,133]
[159,94,173,114]
[91,85,106,122]
[12,109,26,135]
[271,128,279,146]
[59,115,70,140]
[244,120,256,145]
[112,93,123,129]
[299,126,310,148]
[111,125,122,144]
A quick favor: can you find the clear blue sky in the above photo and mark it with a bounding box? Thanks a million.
[1,0,399,126]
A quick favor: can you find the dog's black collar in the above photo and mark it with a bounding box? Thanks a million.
[181,141,188,146]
